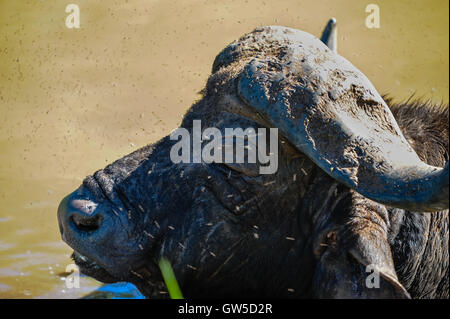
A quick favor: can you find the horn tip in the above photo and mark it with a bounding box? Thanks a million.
[320,17,338,53]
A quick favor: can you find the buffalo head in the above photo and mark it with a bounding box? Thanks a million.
[57,20,449,298]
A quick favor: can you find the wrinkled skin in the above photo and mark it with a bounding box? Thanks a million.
[58,26,449,298]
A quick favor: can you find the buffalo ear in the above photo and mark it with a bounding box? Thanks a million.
[312,206,410,299]
[313,249,410,299]
[349,234,411,298]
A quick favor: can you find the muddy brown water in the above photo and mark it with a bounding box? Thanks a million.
[0,0,448,298]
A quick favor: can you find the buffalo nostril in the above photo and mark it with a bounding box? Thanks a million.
[70,213,103,232]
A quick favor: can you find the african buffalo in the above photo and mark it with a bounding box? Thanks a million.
[57,20,449,299]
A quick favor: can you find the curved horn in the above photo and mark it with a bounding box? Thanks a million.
[229,26,448,212]
[320,18,338,52]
